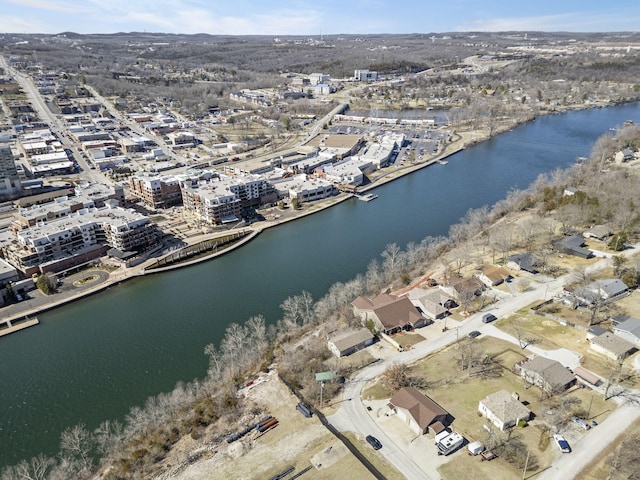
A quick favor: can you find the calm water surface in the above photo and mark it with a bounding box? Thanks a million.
[1,103,639,465]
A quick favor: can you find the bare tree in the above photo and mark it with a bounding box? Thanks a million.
[59,424,94,472]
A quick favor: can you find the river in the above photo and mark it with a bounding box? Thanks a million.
[1,103,639,466]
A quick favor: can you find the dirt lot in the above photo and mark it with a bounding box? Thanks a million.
[167,371,381,480]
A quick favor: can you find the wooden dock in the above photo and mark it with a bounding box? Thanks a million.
[0,316,39,337]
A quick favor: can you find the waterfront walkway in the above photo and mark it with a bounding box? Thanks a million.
[0,130,475,333]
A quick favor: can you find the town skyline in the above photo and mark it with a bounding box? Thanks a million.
[1,0,640,36]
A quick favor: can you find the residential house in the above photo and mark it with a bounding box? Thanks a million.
[589,332,637,361]
[553,235,593,259]
[583,225,612,241]
[351,293,428,334]
[327,327,375,358]
[506,253,538,274]
[388,387,453,435]
[407,288,452,320]
[574,279,629,306]
[440,277,484,302]
[478,390,531,431]
[516,356,576,394]
[475,265,512,287]
[613,318,640,346]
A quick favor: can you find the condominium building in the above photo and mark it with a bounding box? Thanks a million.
[0,145,22,199]
[181,174,276,225]
[0,205,156,276]
[129,175,183,208]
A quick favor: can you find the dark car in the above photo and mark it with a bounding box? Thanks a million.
[482,313,497,323]
[366,435,382,450]
[468,330,481,338]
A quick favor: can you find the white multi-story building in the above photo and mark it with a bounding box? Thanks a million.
[181,174,276,225]
[0,204,156,276]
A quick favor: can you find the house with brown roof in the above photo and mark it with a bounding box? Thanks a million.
[475,265,512,287]
[515,356,576,394]
[388,387,454,435]
[478,390,531,431]
[440,277,484,302]
[351,293,429,334]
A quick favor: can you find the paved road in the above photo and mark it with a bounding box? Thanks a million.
[537,404,640,480]
[0,54,108,185]
[328,243,640,480]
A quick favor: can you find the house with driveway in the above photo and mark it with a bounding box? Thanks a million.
[506,253,539,274]
[351,293,429,334]
[406,288,453,320]
[515,356,576,394]
[553,235,593,259]
[327,327,375,358]
[388,386,454,435]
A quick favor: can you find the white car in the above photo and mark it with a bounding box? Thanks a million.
[554,434,571,453]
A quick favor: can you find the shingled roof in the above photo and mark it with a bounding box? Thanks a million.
[389,387,451,431]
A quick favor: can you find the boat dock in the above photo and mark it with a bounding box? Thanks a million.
[357,193,378,202]
[0,316,39,337]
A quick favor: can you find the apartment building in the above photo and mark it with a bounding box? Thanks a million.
[0,205,156,276]
[0,145,22,199]
[129,175,183,209]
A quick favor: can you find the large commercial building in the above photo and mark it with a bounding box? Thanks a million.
[181,174,277,225]
[0,145,22,199]
[0,204,156,276]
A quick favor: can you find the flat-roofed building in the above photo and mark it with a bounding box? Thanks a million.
[0,144,21,199]
[129,175,184,209]
[0,205,156,276]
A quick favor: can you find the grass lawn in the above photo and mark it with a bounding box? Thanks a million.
[389,332,425,350]
[496,311,640,384]
[362,336,622,479]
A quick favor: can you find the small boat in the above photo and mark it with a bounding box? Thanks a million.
[438,160,448,165]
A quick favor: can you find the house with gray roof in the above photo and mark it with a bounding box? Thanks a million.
[327,327,375,358]
[574,279,629,306]
[407,288,451,320]
[506,253,538,274]
[478,390,531,431]
[589,332,637,361]
[583,225,612,241]
[516,356,576,394]
[554,235,593,259]
[613,318,640,346]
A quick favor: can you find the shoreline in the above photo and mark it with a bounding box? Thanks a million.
[0,103,616,328]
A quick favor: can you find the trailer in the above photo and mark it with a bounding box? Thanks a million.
[435,430,464,456]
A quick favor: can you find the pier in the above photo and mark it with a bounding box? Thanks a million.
[0,316,39,337]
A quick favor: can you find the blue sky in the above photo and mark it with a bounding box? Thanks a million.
[1,0,639,35]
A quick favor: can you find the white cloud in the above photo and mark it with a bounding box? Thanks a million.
[7,0,92,14]
[459,12,640,32]
[0,15,48,33]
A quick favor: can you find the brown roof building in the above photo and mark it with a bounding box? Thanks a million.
[352,293,428,334]
[389,387,453,435]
